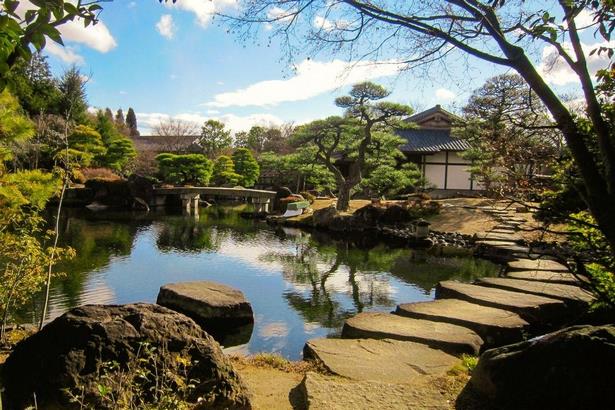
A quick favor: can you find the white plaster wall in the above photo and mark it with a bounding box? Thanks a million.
[425,164,445,188]
[447,165,473,189]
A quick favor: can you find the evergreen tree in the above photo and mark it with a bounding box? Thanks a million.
[7,53,61,116]
[58,66,87,122]
[94,111,137,173]
[125,107,139,136]
[104,108,114,122]
[115,109,125,127]
[197,120,232,158]
[232,148,260,187]
[212,155,240,186]
[155,153,213,185]
[64,125,106,167]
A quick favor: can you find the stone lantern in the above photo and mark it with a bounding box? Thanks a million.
[415,219,431,239]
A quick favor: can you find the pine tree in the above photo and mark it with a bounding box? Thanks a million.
[104,108,114,121]
[232,148,260,187]
[58,66,87,122]
[115,108,125,127]
[125,107,139,136]
[212,155,240,186]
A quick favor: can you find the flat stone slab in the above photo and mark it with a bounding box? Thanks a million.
[342,312,483,355]
[395,299,528,348]
[476,232,523,242]
[436,281,566,325]
[476,277,594,305]
[299,372,451,410]
[304,338,458,383]
[507,258,568,272]
[507,270,588,285]
[157,281,253,326]
[476,241,530,253]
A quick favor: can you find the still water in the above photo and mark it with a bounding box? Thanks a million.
[33,204,499,359]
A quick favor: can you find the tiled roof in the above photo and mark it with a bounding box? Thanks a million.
[396,128,470,153]
[406,104,462,124]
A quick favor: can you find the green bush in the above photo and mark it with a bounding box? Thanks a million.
[232,148,260,187]
[155,153,212,186]
[212,155,241,186]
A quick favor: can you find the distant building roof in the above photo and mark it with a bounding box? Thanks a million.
[130,135,200,153]
[406,104,463,129]
[397,128,470,153]
[397,105,469,154]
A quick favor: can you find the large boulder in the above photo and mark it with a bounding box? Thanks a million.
[1,304,251,410]
[469,324,615,410]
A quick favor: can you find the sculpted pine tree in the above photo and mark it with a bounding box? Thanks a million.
[232,148,260,187]
[292,84,411,211]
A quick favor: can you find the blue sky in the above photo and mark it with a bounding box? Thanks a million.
[35,1,612,134]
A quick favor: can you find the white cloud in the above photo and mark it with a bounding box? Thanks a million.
[538,40,614,85]
[574,9,597,28]
[435,88,456,102]
[207,109,220,114]
[313,15,351,31]
[205,59,407,108]
[15,1,117,53]
[267,6,295,22]
[45,42,84,64]
[164,0,236,27]
[58,18,117,53]
[128,1,137,8]
[119,90,128,95]
[170,74,178,80]
[156,14,176,39]
[136,111,284,135]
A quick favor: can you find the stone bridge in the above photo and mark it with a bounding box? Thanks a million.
[152,187,277,213]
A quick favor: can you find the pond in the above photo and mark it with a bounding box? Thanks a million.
[29,204,499,360]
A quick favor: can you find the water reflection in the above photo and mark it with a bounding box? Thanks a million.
[27,205,499,359]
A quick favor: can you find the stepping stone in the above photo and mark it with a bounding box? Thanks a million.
[476,232,523,242]
[299,372,451,410]
[493,225,517,231]
[436,281,566,325]
[508,258,568,272]
[341,312,483,355]
[507,270,588,285]
[476,277,594,306]
[490,229,518,234]
[395,299,529,348]
[476,241,530,253]
[157,281,254,327]
[304,338,458,383]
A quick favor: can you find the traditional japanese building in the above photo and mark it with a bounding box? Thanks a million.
[398,105,481,193]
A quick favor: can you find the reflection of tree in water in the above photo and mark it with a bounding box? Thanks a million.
[261,237,401,329]
[156,219,224,253]
[156,204,267,252]
[390,251,499,295]
[36,211,141,313]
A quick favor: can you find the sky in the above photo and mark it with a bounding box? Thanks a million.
[34,1,614,135]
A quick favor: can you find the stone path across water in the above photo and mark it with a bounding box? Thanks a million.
[476,277,594,305]
[436,280,566,324]
[508,258,569,272]
[342,312,483,355]
[395,299,529,348]
[506,270,587,285]
[299,204,594,408]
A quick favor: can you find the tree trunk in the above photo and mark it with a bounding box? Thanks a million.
[337,183,351,211]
